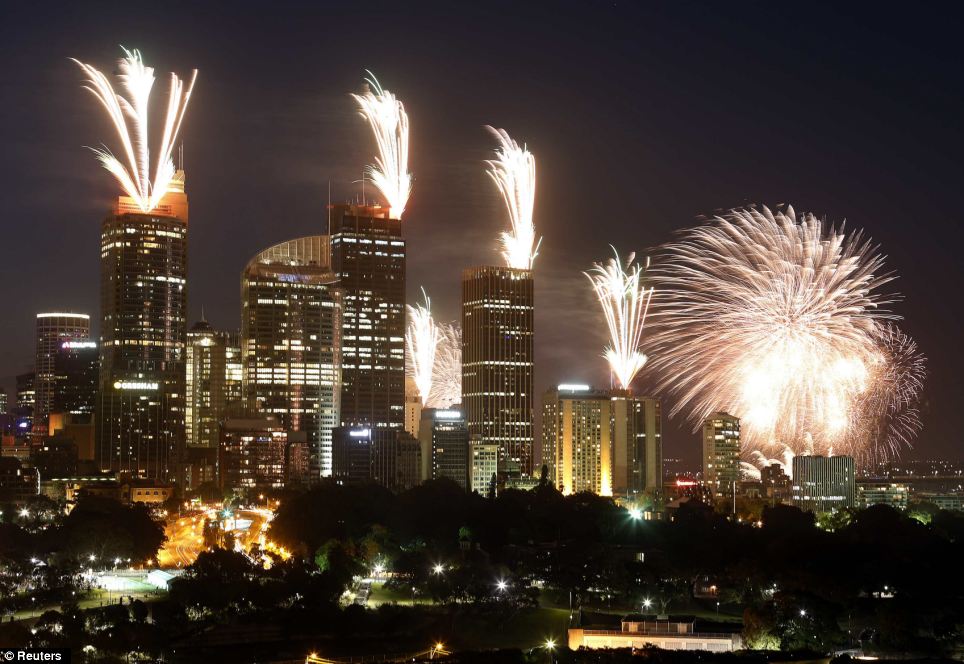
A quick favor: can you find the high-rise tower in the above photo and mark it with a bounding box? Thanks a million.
[96,173,189,481]
[702,412,741,497]
[35,313,90,430]
[241,236,341,480]
[461,266,534,476]
[328,204,406,429]
[185,320,230,450]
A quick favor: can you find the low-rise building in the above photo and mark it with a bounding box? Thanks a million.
[858,482,909,510]
[569,615,742,652]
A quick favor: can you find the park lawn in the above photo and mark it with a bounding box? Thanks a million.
[447,606,571,652]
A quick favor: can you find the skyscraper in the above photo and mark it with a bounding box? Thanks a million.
[97,173,189,481]
[34,313,90,429]
[542,385,612,495]
[611,392,662,497]
[542,384,662,497]
[702,412,741,497]
[241,236,341,480]
[461,266,534,476]
[328,203,406,430]
[792,455,856,513]
[50,340,98,424]
[185,320,230,450]
[418,407,470,489]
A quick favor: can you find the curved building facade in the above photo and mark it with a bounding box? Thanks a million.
[241,236,341,480]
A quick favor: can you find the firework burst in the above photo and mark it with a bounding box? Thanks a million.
[585,247,654,390]
[848,323,926,464]
[647,204,924,462]
[351,71,412,218]
[73,47,197,213]
[405,288,439,406]
[428,323,462,409]
[485,127,540,270]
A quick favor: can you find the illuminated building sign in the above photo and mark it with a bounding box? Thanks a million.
[435,410,463,420]
[62,341,97,349]
[558,383,590,392]
[113,381,159,391]
[349,429,371,438]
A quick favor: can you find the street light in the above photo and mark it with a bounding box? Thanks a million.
[496,579,508,592]
[799,609,807,617]
[642,598,653,611]
[19,508,30,518]
[629,508,643,520]
[432,563,445,575]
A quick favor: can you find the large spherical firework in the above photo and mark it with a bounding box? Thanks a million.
[647,204,923,462]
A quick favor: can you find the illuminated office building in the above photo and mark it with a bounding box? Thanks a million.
[14,372,35,438]
[702,412,741,497]
[328,203,406,430]
[241,236,341,480]
[218,416,288,492]
[792,455,856,513]
[542,384,661,497]
[185,320,230,450]
[469,437,499,496]
[51,340,98,424]
[461,266,534,475]
[332,426,420,491]
[418,407,470,489]
[34,313,90,429]
[96,173,188,481]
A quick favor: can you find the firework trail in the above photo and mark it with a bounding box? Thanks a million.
[428,323,462,409]
[73,47,197,213]
[351,71,411,218]
[647,204,921,462]
[585,247,655,390]
[485,127,540,270]
[406,288,439,406]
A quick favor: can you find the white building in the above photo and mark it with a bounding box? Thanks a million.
[569,616,742,652]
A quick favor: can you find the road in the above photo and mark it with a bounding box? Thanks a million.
[157,512,209,568]
[157,507,274,569]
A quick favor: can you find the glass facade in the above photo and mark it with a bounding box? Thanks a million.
[241,236,341,480]
[97,179,188,481]
[329,204,406,430]
[461,266,534,476]
[34,313,91,429]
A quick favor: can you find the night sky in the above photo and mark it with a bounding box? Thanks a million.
[1,1,961,469]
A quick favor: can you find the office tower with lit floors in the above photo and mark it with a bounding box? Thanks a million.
[542,384,660,497]
[34,312,90,431]
[96,172,189,481]
[611,391,662,497]
[542,385,613,495]
[186,320,231,450]
[702,412,741,498]
[241,236,341,481]
[328,203,406,429]
[461,266,534,477]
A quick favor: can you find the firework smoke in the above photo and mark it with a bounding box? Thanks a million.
[648,204,925,463]
[428,323,462,409]
[584,247,654,390]
[351,71,411,218]
[73,47,197,213]
[485,127,540,270]
[405,288,439,406]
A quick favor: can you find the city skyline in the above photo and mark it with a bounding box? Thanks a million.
[1,2,961,468]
